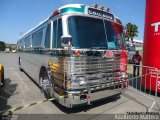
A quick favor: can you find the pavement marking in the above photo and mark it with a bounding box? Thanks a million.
[0,97,57,115]
[0,93,66,115]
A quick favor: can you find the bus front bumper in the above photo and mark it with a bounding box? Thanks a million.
[58,86,122,108]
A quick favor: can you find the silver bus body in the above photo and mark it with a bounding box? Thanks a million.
[17,4,127,108]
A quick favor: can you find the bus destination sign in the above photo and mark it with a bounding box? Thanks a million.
[88,8,114,20]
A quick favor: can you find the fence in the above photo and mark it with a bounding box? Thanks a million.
[121,63,160,112]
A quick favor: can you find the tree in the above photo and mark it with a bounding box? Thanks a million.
[0,41,6,51]
[125,23,139,44]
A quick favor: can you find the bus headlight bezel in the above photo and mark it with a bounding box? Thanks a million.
[76,76,87,85]
[121,72,126,79]
[68,76,87,88]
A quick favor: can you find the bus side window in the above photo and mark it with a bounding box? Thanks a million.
[52,18,62,48]
[53,20,57,48]
[17,41,21,50]
[32,30,43,47]
[45,23,51,48]
[21,39,25,49]
[25,36,31,48]
[57,18,62,48]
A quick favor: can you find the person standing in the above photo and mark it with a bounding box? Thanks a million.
[132,51,142,77]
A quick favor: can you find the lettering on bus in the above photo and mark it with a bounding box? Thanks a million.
[88,8,114,20]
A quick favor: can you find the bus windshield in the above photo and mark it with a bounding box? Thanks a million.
[68,16,123,49]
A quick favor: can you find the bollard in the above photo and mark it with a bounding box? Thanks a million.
[0,64,4,87]
[142,0,160,92]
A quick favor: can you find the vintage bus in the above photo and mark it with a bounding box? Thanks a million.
[17,4,127,108]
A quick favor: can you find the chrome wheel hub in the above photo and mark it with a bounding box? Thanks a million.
[41,77,50,92]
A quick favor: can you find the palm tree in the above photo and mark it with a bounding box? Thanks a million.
[125,22,139,44]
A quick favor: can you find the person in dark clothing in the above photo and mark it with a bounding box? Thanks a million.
[132,51,142,77]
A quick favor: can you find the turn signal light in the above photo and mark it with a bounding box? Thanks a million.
[74,51,81,56]
[92,4,98,8]
[121,51,127,58]
[50,10,60,18]
[104,50,114,58]
[106,8,110,12]
[67,83,71,88]
[100,6,105,10]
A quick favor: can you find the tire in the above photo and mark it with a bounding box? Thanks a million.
[40,70,53,99]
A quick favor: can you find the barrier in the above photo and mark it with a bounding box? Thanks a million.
[0,64,4,87]
[121,63,160,112]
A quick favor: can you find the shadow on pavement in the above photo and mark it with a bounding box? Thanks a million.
[0,78,18,114]
[52,95,120,114]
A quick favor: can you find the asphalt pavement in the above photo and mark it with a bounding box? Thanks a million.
[0,53,160,118]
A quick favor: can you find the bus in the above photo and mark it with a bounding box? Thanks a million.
[17,4,128,108]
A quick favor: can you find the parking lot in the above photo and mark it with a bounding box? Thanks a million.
[0,53,160,115]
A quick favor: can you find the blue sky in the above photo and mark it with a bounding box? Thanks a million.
[0,0,145,44]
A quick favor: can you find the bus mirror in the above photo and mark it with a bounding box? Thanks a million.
[61,35,72,48]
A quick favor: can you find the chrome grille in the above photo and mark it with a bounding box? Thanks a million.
[65,56,121,75]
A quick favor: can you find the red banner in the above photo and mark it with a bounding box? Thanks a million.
[142,0,160,92]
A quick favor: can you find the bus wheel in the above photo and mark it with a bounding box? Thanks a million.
[40,70,52,99]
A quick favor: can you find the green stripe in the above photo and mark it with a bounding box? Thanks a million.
[60,5,85,14]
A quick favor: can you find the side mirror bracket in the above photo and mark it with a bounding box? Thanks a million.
[61,35,72,49]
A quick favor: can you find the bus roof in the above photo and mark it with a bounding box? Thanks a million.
[58,4,85,10]
[18,4,122,42]
[18,18,49,42]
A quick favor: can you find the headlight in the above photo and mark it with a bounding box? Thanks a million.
[67,82,79,89]
[77,77,85,81]
[121,72,126,78]
[77,77,86,85]
[67,76,86,89]
[79,80,87,85]
[71,82,79,87]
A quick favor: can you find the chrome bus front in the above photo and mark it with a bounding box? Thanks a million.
[48,50,127,108]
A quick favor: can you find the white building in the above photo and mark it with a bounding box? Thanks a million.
[126,39,143,51]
